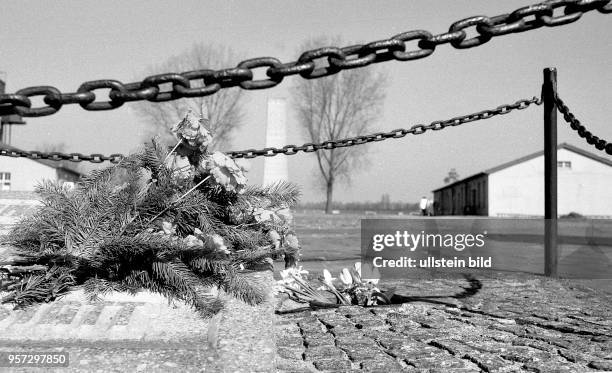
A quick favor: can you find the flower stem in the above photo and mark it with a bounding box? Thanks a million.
[145,175,211,225]
[163,139,183,165]
[176,175,210,202]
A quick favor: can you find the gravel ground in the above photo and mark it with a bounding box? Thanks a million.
[274,273,612,372]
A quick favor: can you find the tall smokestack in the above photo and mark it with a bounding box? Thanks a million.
[262,98,289,186]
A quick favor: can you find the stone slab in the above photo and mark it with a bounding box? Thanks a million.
[0,193,278,372]
[0,290,213,342]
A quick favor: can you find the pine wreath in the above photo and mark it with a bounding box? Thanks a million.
[0,109,300,316]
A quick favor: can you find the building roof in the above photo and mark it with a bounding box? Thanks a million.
[432,143,612,192]
[0,142,84,177]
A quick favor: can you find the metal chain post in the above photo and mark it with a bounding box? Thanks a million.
[542,68,558,278]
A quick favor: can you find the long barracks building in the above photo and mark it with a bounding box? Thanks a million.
[432,143,612,218]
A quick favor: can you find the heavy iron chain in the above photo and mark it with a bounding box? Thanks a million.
[0,97,542,163]
[554,94,612,155]
[228,97,542,158]
[0,0,609,118]
[0,150,124,164]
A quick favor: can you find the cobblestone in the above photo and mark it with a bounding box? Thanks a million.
[305,333,336,347]
[313,358,352,371]
[589,360,612,370]
[304,345,346,361]
[275,274,612,372]
[278,346,305,360]
[276,357,314,373]
[360,357,404,372]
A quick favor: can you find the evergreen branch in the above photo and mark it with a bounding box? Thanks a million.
[82,277,129,302]
[189,256,232,275]
[152,260,200,294]
[234,245,275,265]
[151,260,223,315]
[1,267,75,308]
[215,224,266,250]
[220,267,266,305]
[91,234,178,271]
[240,181,301,207]
[2,128,299,315]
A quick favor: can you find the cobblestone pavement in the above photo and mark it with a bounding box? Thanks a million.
[275,274,612,372]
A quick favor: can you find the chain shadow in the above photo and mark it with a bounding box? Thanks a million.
[386,274,482,307]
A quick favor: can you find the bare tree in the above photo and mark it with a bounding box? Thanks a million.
[132,43,246,150]
[292,38,387,214]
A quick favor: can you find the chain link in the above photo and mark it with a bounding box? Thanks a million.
[0,148,124,164]
[554,94,612,155]
[0,97,541,163]
[228,97,542,159]
[0,0,608,118]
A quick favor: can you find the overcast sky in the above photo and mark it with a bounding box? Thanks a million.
[1,0,610,203]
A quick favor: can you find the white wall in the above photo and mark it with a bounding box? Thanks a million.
[0,157,57,191]
[488,148,612,217]
[556,148,612,217]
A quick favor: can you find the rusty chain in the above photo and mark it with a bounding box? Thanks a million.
[554,94,612,155]
[0,0,609,118]
[0,97,542,163]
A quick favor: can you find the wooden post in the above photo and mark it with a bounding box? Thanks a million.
[542,68,558,277]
